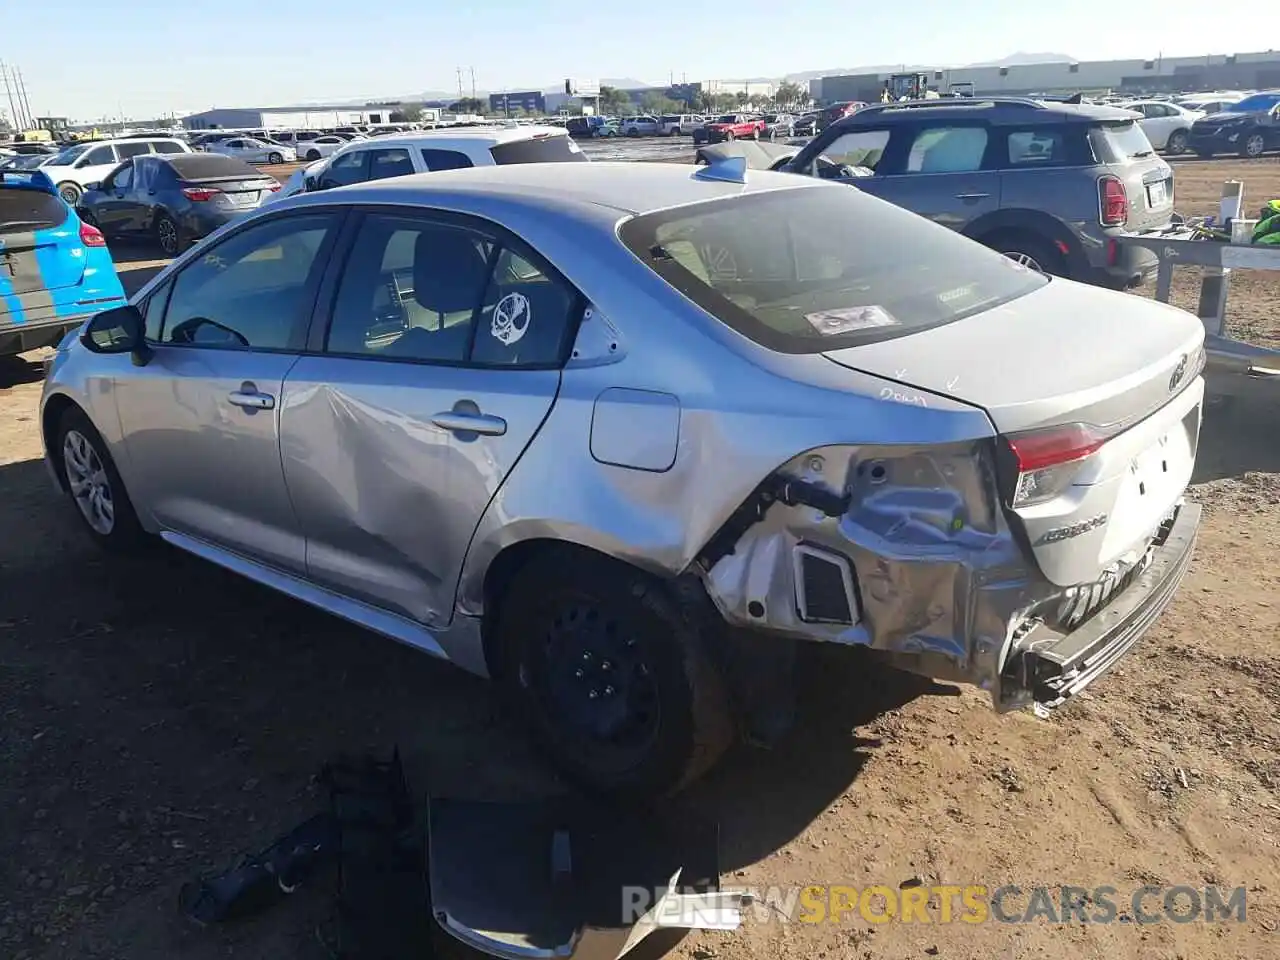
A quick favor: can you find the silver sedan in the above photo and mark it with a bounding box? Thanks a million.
[203,136,297,164]
[41,161,1205,798]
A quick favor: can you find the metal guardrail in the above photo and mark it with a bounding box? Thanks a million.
[1114,230,1280,401]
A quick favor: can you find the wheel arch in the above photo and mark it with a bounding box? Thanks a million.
[963,209,1082,272]
[41,392,82,491]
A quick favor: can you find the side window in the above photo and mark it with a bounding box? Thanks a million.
[420,149,474,171]
[325,214,494,362]
[1005,129,1067,167]
[152,141,185,154]
[366,148,415,180]
[816,129,891,171]
[79,146,116,167]
[161,214,334,350]
[110,162,134,191]
[116,142,151,159]
[905,126,988,173]
[470,248,580,367]
[142,280,173,341]
[318,150,368,189]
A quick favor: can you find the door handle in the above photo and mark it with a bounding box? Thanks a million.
[955,192,990,200]
[430,411,507,436]
[228,389,275,410]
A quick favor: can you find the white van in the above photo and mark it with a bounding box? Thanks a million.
[40,138,193,204]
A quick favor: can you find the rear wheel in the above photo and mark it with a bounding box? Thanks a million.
[305,149,321,161]
[268,151,284,164]
[492,550,732,801]
[154,212,186,257]
[56,407,147,552]
[751,127,761,140]
[1241,133,1266,159]
[724,130,735,141]
[985,231,1068,278]
[57,182,82,205]
[1166,129,1189,154]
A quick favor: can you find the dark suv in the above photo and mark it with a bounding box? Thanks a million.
[1188,91,1280,159]
[784,97,1174,289]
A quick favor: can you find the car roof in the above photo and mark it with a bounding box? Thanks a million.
[339,125,570,151]
[845,97,1140,126]
[281,160,822,218]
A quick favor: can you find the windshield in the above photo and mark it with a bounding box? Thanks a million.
[618,185,1047,354]
[489,134,587,164]
[1224,93,1280,113]
[51,143,90,166]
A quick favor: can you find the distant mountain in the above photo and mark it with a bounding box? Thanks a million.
[962,52,1076,67]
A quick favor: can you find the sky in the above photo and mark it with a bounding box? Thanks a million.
[2,0,1268,120]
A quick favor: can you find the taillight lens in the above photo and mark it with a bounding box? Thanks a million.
[1099,176,1128,227]
[79,222,106,247]
[182,186,219,201]
[1004,423,1109,507]
[267,183,281,191]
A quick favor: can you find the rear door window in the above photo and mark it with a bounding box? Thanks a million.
[420,149,474,171]
[1004,129,1068,167]
[489,135,586,164]
[365,148,415,180]
[116,142,152,160]
[152,141,186,154]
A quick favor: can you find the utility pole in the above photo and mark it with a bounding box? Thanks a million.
[456,67,464,101]
[470,67,476,101]
[0,63,20,131]
[16,67,33,129]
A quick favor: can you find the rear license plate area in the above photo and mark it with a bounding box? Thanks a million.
[1146,179,1171,208]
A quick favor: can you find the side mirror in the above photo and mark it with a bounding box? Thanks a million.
[83,181,102,191]
[80,304,152,366]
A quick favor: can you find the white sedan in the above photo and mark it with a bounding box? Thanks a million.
[1119,100,1204,154]
[204,137,297,164]
[294,136,350,162]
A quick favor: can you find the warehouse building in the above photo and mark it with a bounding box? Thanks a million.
[182,103,411,130]
[811,50,1280,104]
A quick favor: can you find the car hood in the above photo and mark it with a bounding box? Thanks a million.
[821,276,1205,435]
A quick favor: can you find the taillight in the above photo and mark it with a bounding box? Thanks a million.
[1002,423,1110,507]
[1099,176,1128,227]
[79,222,106,247]
[182,186,220,201]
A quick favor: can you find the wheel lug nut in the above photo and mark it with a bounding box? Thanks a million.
[604,685,615,697]
[574,669,584,679]
[601,661,612,672]
[588,689,599,699]
[581,651,592,662]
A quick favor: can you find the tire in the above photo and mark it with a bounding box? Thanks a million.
[1166,129,1188,154]
[1241,133,1265,159]
[985,231,1068,278]
[750,127,761,141]
[669,127,681,137]
[154,212,186,257]
[491,549,733,801]
[724,130,735,141]
[305,149,321,161]
[56,406,148,552]
[57,182,82,206]
[268,152,284,164]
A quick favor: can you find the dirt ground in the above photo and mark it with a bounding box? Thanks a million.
[1,157,1277,960]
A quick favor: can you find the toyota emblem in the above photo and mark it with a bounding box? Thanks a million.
[1169,353,1188,392]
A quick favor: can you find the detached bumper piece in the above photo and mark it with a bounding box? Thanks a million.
[1004,501,1200,713]
[429,798,742,960]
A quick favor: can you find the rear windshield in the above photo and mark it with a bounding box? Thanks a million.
[0,187,68,234]
[488,135,587,165]
[167,154,261,179]
[618,186,1047,353]
[1090,121,1156,161]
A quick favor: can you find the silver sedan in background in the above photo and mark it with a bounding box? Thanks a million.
[40,161,1204,799]
[203,136,297,164]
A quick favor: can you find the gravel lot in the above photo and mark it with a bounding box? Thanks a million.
[1,154,1277,960]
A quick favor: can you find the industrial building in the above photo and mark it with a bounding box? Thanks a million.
[487,91,546,114]
[810,50,1280,104]
[181,103,413,130]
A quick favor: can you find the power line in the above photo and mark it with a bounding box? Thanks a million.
[0,62,21,130]
[16,67,34,128]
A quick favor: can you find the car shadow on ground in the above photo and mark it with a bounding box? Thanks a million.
[108,242,170,295]
[1193,398,1280,482]
[0,453,942,954]
[0,353,47,387]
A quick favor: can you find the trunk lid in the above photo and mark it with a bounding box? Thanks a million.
[0,187,84,297]
[822,278,1205,586]
[1090,120,1175,231]
[183,176,277,210]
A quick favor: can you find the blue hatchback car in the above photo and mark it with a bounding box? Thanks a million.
[0,169,127,357]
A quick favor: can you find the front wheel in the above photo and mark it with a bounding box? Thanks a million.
[1166,129,1188,154]
[1241,133,1266,159]
[492,551,732,801]
[724,130,735,141]
[56,407,147,552]
[751,127,761,140]
[58,182,82,205]
[268,152,284,164]
[987,231,1068,279]
[305,149,321,161]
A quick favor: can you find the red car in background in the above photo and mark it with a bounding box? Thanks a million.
[816,101,868,131]
[703,114,767,142]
